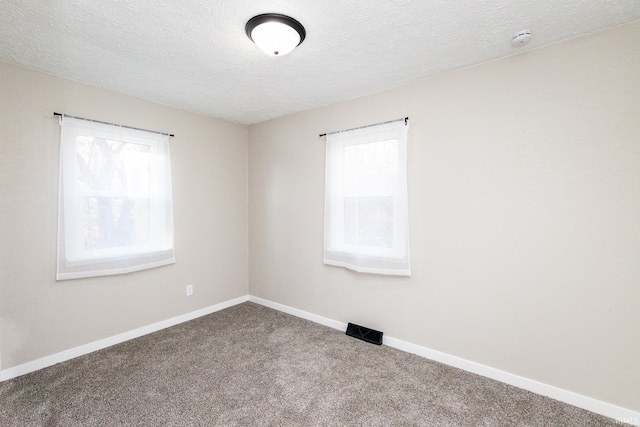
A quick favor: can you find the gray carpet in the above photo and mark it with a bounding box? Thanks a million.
[0,302,617,426]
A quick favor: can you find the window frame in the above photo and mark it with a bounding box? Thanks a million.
[57,116,175,280]
[323,119,410,276]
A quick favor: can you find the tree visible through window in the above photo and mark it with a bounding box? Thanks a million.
[78,137,152,251]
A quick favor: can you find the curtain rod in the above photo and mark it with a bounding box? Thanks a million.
[319,117,408,138]
[54,112,175,138]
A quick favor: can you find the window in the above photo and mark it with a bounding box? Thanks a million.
[57,116,174,280]
[324,119,410,276]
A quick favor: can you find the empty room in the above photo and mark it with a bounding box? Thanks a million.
[1,1,639,425]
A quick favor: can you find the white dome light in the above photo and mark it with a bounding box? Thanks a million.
[246,14,306,56]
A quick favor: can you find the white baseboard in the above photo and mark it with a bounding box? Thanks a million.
[248,295,640,424]
[249,296,348,331]
[0,295,249,382]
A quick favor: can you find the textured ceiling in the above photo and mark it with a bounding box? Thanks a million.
[1,1,639,125]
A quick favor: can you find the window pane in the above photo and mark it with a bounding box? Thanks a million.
[76,136,151,194]
[76,137,152,250]
[344,196,393,248]
[83,197,150,250]
[343,139,397,248]
[344,139,397,196]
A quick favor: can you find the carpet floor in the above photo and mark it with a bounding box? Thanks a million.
[0,302,619,426]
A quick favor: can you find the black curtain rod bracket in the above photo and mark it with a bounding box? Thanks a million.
[319,117,408,138]
[54,112,174,138]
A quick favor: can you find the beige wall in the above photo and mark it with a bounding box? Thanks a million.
[0,62,249,369]
[248,22,640,411]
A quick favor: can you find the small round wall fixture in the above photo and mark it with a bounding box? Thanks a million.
[246,13,306,56]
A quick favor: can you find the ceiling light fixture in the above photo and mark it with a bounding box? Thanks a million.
[246,13,306,56]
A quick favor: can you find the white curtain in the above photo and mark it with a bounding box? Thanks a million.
[324,119,410,276]
[57,116,175,280]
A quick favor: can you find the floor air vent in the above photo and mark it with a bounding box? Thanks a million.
[345,323,383,345]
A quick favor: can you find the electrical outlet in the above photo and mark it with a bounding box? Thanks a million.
[186,284,193,296]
